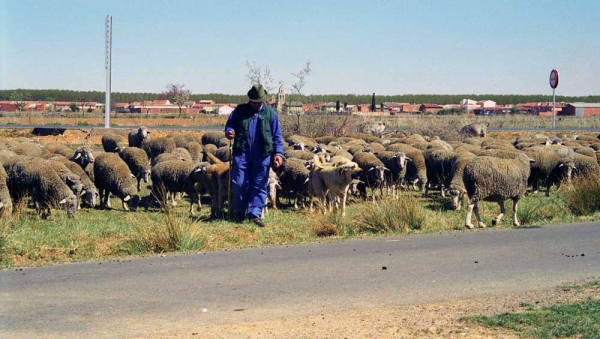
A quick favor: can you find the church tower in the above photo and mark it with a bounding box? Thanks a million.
[276,85,286,113]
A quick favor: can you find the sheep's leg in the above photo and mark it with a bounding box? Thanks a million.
[293,192,299,210]
[473,203,486,228]
[465,203,475,229]
[137,178,141,192]
[512,198,521,227]
[341,191,348,217]
[122,199,129,211]
[170,192,177,206]
[492,201,505,226]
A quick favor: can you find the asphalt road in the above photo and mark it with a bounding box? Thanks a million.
[1,222,599,338]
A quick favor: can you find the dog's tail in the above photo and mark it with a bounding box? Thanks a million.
[313,153,329,169]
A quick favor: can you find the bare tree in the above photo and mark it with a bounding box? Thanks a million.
[10,91,31,116]
[162,83,191,117]
[245,61,275,94]
[289,61,312,134]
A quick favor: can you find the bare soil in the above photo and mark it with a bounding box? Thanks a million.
[144,283,599,339]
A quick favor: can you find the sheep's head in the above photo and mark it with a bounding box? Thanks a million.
[60,195,78,218]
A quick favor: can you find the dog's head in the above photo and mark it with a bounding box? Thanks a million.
[338,162,362,178]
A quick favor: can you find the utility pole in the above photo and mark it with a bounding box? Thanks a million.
[105,15,112,129]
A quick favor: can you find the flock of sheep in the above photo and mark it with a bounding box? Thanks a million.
[0,122,599,229]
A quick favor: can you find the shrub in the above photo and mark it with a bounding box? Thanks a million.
[560,173,600,216]
[354,195,425,234]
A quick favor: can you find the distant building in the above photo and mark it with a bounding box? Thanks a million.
[559,103,600,117]
[460,99,479,110]
[419,104,443,114]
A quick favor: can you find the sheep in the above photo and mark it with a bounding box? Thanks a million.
[274,157,311,209]
[460,123,487,137]
[0,149,18,170]
[47,159,84,203]
[213,146,232,163]
[524,149,574,195]
[150,160,199,214]
[385,143,427,191]
[101,133,127,152]
[202,143,218,155]
[284,149,316,161]
[202,152,231,219]
[152,153,185,167]
[444,151,477,210]
[285,135,317,150]
[93,153,139,211]
[184,141,204,163]
[544,158,576,196]
[44,142,74,158]
[51,156,98,208]
[423,149,456,197]
[352,151,388,201]
[142,137,176,162]
[463,153,534,228]
[311,154,362,216]
[128,126,150,148]
[171,147,193,162]
[201,131,226,146]
[9,158,78,218]
[375,150,410,198]
[119,147,151,191]
[572,153,600,178]
[9,142,49,157]
[0,165,13,217]
[70,146,96,181]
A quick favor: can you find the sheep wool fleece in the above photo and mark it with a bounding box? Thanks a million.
[225,103,284,219]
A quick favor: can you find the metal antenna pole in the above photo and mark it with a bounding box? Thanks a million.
[105,15,112,129]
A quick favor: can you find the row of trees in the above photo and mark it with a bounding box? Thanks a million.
[2,89,598,108]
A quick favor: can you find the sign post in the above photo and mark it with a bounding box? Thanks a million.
[549,69,559,129]
[105,15,112,129]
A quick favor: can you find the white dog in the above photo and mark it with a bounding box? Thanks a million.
[311,154,362,216]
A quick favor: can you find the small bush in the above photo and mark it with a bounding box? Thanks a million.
[560,173,600,216]
[354,195,425,234]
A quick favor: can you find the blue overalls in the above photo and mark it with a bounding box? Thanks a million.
[225,104,284,219]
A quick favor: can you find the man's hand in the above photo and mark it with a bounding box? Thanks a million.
[273,155,284,168]
[226,129,235,140]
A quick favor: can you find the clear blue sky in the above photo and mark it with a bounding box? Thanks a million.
[1,0,599,96]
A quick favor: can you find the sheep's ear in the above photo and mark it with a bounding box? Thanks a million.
[80,190,87,196]
[406,157,412,162]
[384,167,390,171]
[123,195,131,202]
[368,167,374,171]
[59,198,67,205]
[303,178,310,184]
[131,173,136,178]
[74,153,81,160]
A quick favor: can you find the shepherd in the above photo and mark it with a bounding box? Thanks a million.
[225,84,285,227]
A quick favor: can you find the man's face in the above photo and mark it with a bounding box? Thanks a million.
[250,101,262,112]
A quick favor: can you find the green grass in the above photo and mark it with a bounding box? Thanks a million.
[463,297,600,338]
[2,179,599,269]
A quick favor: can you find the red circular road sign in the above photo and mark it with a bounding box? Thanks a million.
[549,69,559,89]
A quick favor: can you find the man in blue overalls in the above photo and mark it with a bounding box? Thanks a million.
[225,84,285,226]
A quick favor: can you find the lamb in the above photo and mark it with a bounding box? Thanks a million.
[128,126,150,148]
[460,123,487,137]
[150,160,199,214]
[463,153,535,228]
[101,133,127,152]
[263,168,280,216]
[311,154,362,216]
[0,165,13,217]
[142,137,176,162]
[93,153,139,211]
[9,158,78,218]
[352,151,388,201]
[119,147,151,191]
